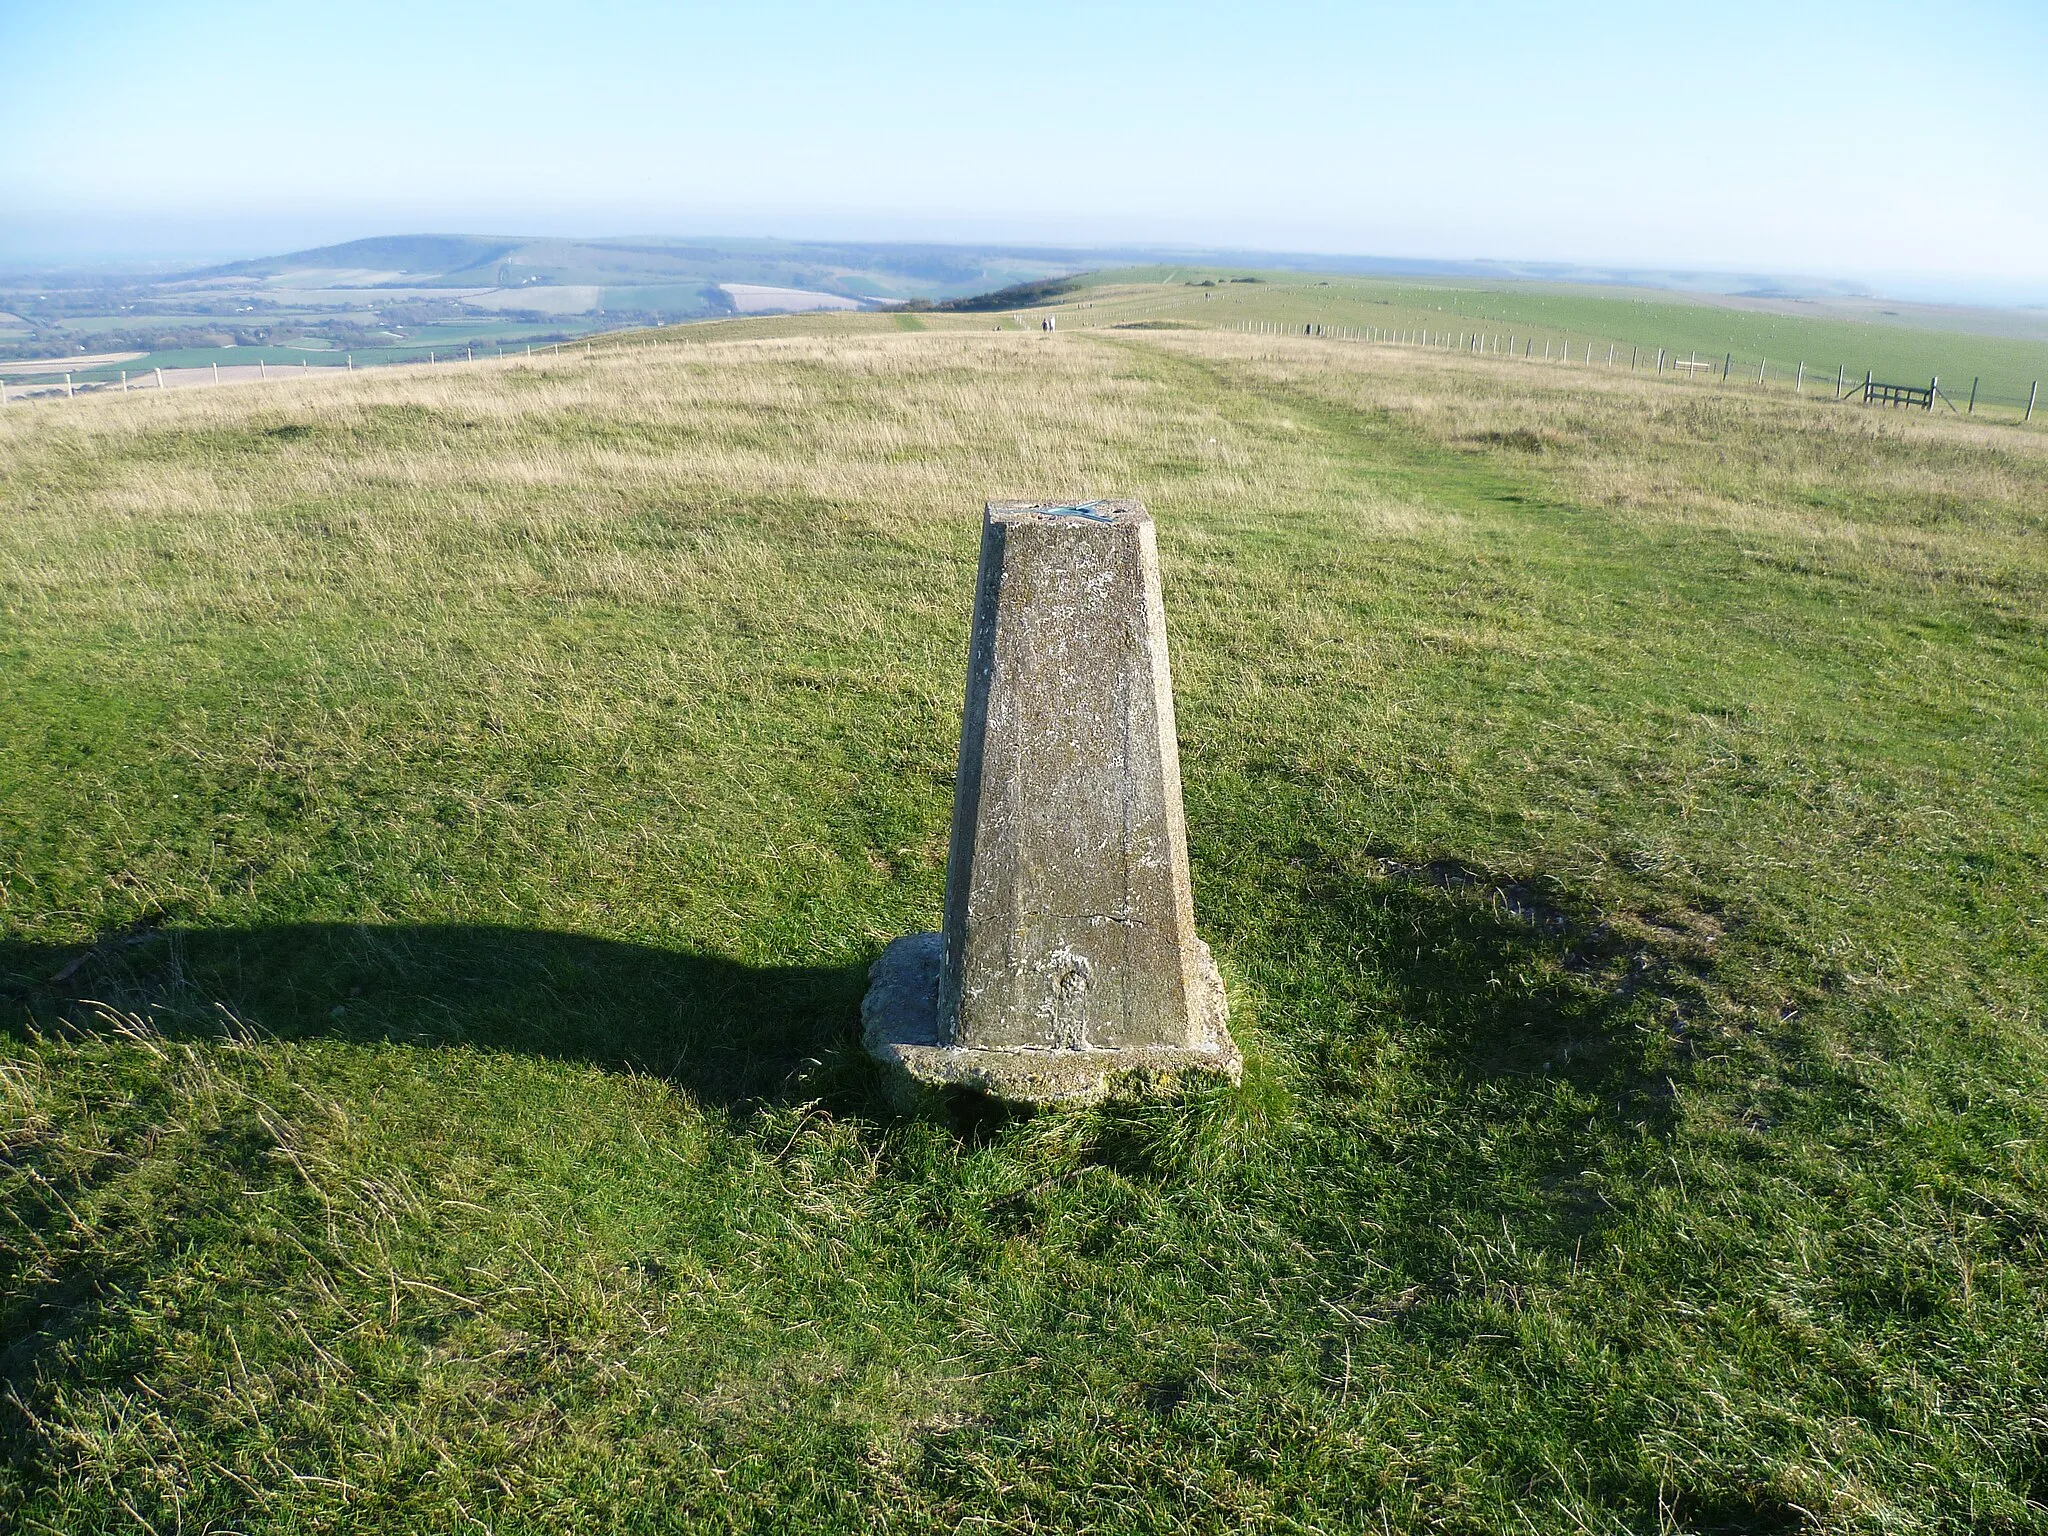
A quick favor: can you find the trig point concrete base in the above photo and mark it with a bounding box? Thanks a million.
[863,499,1238,1105]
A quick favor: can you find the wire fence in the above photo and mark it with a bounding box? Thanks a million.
[1230,319,2043,425]
[0,338,613,405]
[5,323,2043,428]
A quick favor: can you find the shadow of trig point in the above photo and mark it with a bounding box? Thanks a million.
[863,498,1240,1105]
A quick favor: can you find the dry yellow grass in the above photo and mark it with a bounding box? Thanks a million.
[1,329,1459,627]
[1146,331,2048,585]
[5,315,2048,1533]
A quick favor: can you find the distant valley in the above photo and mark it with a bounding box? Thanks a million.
[6,233,2043,394]
[0,234,1097,377]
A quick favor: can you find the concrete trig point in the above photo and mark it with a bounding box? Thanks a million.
[863,499,1239,1104]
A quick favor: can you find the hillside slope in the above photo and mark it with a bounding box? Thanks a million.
[2,323,2045,1533]
[190,233,1097,301]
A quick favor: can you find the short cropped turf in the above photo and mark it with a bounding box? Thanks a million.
[2,321,2046,1534]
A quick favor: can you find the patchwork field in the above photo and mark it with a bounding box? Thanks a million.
[2,316,2046,1533]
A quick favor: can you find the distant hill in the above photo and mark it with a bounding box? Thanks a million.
[201,235,523,283]
[184,235,1102,305]
[9,234,2039,378]
[185,235,1900,307]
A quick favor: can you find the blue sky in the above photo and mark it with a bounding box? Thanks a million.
[3,0,2043,297]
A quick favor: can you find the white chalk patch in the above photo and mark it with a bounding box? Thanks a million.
[719,284,863,314]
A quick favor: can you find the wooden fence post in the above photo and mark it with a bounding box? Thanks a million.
[1968,377,1978,414]
[1796,362,1804,394]
[1723,352,1732,381]
[2029,382,2038,423]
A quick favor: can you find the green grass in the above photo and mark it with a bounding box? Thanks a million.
[1062,269,2048,416]
[597,283,726,313]
[58,347,351,375]
[13,322,618,384]
[2,324,2046,1533]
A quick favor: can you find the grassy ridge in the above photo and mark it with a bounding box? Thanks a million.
[2,329,2046,1532]
[1060,271,2048,415]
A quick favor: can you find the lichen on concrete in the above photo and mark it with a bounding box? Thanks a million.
[863,499,1239,1105]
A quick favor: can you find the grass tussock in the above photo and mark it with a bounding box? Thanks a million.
[1159,331,2048,601]
[2,322,2046,1533]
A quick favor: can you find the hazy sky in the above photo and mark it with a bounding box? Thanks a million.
[4,0,2044,297]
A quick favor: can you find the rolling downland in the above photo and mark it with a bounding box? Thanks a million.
[3,309,2046,1534]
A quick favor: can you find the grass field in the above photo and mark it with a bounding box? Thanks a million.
[4,322,618,387]
[1053,271,2048,418]
[3,315,2047,1533]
